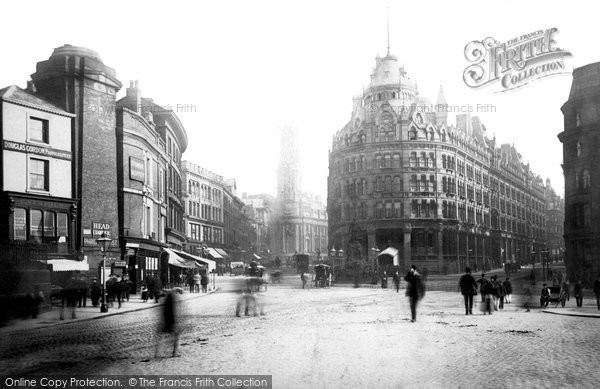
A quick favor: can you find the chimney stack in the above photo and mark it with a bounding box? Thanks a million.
[126,79,142,113]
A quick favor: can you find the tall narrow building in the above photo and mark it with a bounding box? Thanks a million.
[31,45,122,269]
[272,125,327,262]
[559,62,600,284]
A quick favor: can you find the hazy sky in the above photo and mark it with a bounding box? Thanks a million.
[2,0,595,198]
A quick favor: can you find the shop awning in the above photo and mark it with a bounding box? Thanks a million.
[165,248,216,272]
[206,247,223,260]
[378,247,399,266]
[215,248,229,258]
[46,258,90,272]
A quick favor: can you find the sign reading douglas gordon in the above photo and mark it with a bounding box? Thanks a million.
[129,156,145,182]
[3,140,71,160]
[463,27,572,92]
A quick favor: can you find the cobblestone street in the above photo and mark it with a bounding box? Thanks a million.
[1,282,599,388]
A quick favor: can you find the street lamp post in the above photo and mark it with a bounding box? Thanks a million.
[96,232,112,313]
[330,248,336,279]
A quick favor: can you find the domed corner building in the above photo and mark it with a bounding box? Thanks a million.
[327,50,549,275]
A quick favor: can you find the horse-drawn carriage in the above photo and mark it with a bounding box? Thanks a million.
[314,264,331,288]
[547,285,567,308]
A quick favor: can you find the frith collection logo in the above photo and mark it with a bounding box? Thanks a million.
[463,28,572,92]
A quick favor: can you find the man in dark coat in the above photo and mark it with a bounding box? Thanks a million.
[404,265,425,322]
[593,274,600,310]
[459,267,477,315]
[574,280,583,307]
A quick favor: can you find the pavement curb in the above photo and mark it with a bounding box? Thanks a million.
[0,288,219,333]
[542,309,600,318]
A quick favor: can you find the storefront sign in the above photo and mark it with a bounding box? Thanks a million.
[3,140,71,160]
[129,157,145,182]
[83,237,119,247]
[92,221,111,237]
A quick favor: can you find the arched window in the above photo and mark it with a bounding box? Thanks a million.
[393,154,401,168]
[376,176,383,192]
[410,175,417,192]
[583,170,591,189]
[409,128,417,140]
[429,175,436,192]
[376,155,382,169]
[385,176,392,192]
[442,155,447,169]
[384,154,392,168]
[442,177,447,192]
[577,141,582,157]
[409,152,417,167]
[429,153,435,168]
[393,176,402,193]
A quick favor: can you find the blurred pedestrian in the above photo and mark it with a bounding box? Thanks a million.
[89,279,101,307]
[404,265,425,322]
[201,270,209,293]
[530,270,536,286]
[122,274,132,302]
[574,280,583,308]
[193,271,201,293]
[141,282,149,302]
[301,272,307,290]
[27,285,44,319]
[503,277,513,304]
[77,275,87,308]
[479,274,494,315]
[477,273,487,303]
[459,267,477,315]
[155,289,182,358]
[496,275,506,310]
[393,271,400,293]
[60,277,78,320]
[381,271,388,289]
[561,280,570,302]
[593,274,600,310]
[187,272,195,293]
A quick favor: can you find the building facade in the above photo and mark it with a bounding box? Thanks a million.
[328,50,548,274]
[544,179,565,263]
[242,193,274,257]
[30,45,122,272]
[182,161,225,257]
[0,85,77,259]
[115,81,185,285]
[559,62,600,284]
